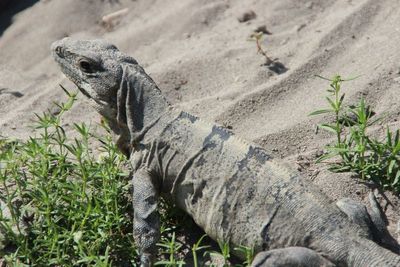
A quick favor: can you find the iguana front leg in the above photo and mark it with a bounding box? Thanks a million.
[133,168,160,267]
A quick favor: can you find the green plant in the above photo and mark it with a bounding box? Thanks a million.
[0,87,135,266]
[233,245,254,267]
[155,232,185,267]
[208,240,231,267]
[310,75,400,193]
[191,234,210,267]
[248,32,273,66]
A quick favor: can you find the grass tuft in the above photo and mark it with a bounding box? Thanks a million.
[311,75,400,193]
[0,88,135,266]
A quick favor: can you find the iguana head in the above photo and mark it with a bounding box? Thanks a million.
[52,38,169,156]
[51,37,137,119]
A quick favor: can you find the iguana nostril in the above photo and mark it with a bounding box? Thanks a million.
[55,46,64,58]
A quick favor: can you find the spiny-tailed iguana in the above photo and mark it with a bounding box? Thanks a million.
[51,38,400,267]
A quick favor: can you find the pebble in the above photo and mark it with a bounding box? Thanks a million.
[296,23,307,32]
[280,38,289,45]
[238,10,256,23]
[306,1,314,9]
[254,25,272,35]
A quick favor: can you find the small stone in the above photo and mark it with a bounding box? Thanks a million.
[238,10,256,23]
[306,1,313,9]
[315,150,324,157]
[50,105,62,116]
[297,166,303,171]
[267,61,288,74]
[254,25,272,35]
[296,23,307,32]
[280,38,289,45]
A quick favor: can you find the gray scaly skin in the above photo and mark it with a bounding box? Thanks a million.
[51,38,400,267]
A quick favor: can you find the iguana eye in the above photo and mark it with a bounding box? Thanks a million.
[78,59,93,73]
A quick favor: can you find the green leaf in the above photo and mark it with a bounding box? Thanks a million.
[387,127,393,147]
[338,93,345,107]
[308,109,333,116]
[314,74,332,81]
[340,74,363,81]
[326,97,337,110]
[393,130,400,154]
[329,165,352,172]
[388,160,396,174]
[326,146,351,153]
[391,171,400,186]
[318,124,338,134]
[315,152,337,163]
[73,231,83,243]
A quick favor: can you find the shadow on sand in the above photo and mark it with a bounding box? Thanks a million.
[0,0,39,37]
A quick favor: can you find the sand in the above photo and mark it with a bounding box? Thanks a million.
[0,0,399,240]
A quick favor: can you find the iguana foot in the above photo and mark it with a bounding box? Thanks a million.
[251,247,334,267]
[337,192,400,254]
[336,197,374,239]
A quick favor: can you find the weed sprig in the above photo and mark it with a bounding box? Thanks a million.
[311,75,400,193]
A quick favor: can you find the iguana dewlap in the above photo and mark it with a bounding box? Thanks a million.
[52,38,400,267]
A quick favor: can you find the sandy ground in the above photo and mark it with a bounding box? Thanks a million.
[0,0,399,244]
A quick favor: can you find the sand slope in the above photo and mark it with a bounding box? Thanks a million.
[0,0,399,240]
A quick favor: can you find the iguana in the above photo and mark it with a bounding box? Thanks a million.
[52,38,400,267]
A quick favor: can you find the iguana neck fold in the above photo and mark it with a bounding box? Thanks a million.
[115,63,169,152]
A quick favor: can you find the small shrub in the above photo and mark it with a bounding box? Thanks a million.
[0,88,135,266]
[310,75,400,193]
